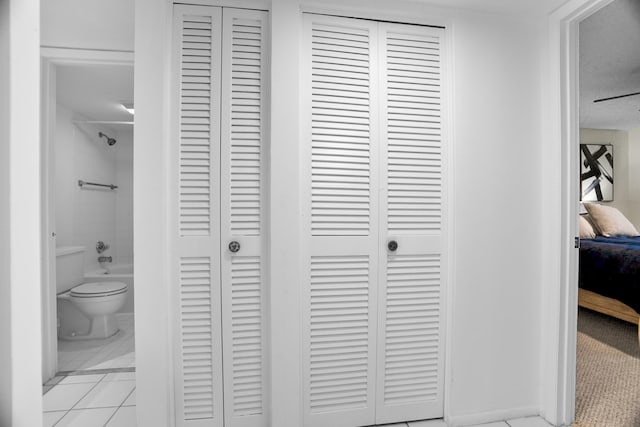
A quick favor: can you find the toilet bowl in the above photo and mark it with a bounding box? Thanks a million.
[57,281,128,340]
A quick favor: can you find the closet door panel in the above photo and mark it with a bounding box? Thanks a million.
[171,5,224,427]
[220,8,269,427]
[376,23,446,424]
[302,14,380,427]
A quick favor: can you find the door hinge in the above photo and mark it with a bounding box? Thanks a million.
[574,236,580,249]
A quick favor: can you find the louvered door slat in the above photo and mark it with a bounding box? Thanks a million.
[308,255,371,415]
[220,8,268,427]
[172,5,223,427]
[383,255,441,407]
[303,14,380,427]
[178,9,216,238]
[180,257,216,421]
[309,18,377,237]
[376,23,446,424]
[385,25,442,235]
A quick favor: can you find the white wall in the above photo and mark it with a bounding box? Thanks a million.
[115,132,134,265]
[270,2,302,426]
[626,127,640,228]
[40,0,134,52]
[446,10,543,424]
[137,1,547,426]
[54,105,133,272]
[580,128,630,220]
[135,0,172,425]
[54,106,77,247]
[0,1,11,424]
[1,0,42,426]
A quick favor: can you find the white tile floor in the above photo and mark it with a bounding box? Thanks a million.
[57,314,135,372]
[43,372,136,427]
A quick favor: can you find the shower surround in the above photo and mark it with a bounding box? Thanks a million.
[54,104,133,271]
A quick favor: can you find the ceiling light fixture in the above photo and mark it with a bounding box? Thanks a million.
[121,103,134,115]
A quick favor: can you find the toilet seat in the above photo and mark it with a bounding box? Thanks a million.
[70,281,128,298]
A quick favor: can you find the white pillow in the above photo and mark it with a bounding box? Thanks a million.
[579,215,596,239]
[583,203,639,237]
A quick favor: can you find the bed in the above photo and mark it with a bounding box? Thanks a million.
[578,203,640,341]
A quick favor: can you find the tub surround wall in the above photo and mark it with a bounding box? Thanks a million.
[115,133,133,265]
[54,104,133,272]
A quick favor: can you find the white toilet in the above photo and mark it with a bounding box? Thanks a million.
[56,246,128,340]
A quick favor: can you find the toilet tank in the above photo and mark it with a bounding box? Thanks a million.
[55,246,86,294]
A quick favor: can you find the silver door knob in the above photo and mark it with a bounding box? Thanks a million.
[228,241,241,253]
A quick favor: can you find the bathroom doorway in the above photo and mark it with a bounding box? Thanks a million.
[40,50,136,419]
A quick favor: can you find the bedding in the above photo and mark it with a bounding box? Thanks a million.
[580,235,640,313]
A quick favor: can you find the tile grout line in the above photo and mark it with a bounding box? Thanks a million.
[103,410,118,427]
[46,368,136,426]
[103,386,136,426]
[67,380,102,411]
[51,380,102,427]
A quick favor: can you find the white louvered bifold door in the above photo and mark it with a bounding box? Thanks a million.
[375,23,446,424]
[302,14,380,427]
[172,5,269,427]
[303,13,447,427]
[172,5,224,427]
[220,8,268,427]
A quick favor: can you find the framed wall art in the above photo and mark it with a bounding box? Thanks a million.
[580,143,613,202]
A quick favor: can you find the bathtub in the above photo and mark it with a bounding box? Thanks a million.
[84,263,134,313]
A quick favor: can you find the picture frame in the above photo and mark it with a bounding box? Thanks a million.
[580,143,613,202]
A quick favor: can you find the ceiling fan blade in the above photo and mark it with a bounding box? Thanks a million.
[593,91,640,103]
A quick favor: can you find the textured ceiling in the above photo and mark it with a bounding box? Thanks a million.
[580,0,640,130]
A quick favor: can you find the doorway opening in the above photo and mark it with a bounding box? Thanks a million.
[41,49,136,425]
[574,0,640,425]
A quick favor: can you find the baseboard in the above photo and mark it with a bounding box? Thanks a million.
[446,406,540,427]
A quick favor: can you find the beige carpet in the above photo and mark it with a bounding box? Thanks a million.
[576,307,640,427]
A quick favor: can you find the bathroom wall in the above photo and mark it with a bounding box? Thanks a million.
[55,104,133,272]
[115,132,134,265]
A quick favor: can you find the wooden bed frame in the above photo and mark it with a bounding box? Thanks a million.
[578,288,640,342]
